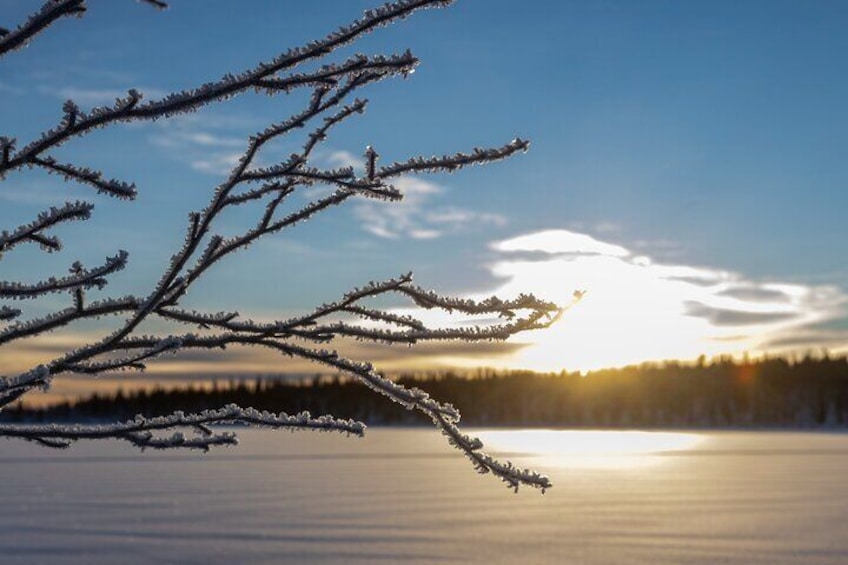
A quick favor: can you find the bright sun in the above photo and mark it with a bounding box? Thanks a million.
[492,254,724,372]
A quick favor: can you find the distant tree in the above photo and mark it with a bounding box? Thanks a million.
[0,1,561,491]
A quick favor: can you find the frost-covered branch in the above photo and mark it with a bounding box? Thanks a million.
[0,251,128,300]
[0,201,93,256]
[434,412,552,492]
[0,0,565,492]
[0,0,167,59]
[0,1,447,181]
[0,0,86,58]
[378,138,531,178]
[0,299,139,352]
[31,155,137,199]
[0,405,364,450]
[0,306,21,322]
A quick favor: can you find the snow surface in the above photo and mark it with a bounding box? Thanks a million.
[1,429,846,564]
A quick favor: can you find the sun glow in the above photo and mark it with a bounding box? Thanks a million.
[504,256,716,371]
[474,230,843,372]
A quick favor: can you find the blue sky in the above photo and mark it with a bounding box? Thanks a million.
[2,0,848,392]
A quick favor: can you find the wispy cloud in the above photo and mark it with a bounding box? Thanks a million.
[323,150,507,239]
[188,153,244,176]
[0,80,25,95]
[0,178,89,206]
[151,129,244,150]
[353,176,506,240]
[326,150,360,169]
[683,301,800,326]
[147,113,252,176]
[48,86,168,106]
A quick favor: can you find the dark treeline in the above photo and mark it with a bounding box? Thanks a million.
[5,354,848,427]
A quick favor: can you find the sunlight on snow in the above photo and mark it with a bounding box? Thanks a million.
[477,429,705,470]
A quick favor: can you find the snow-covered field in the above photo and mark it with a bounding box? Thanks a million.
[1,428,846,564]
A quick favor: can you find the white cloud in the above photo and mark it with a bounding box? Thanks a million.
[189,152,243,176]
[354,177,440,239]
[326,150,360,170]
[427,208,507,228]
[321,150,507,239]
[151,131,244,150]
[353,176,507,239]
[147,114,251,176]
[181,132,244,148]
[55,87,128,105]
[0,178,88,205]
[493,229,630,257]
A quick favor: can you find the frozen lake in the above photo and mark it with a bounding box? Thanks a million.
[1,428,846,564]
